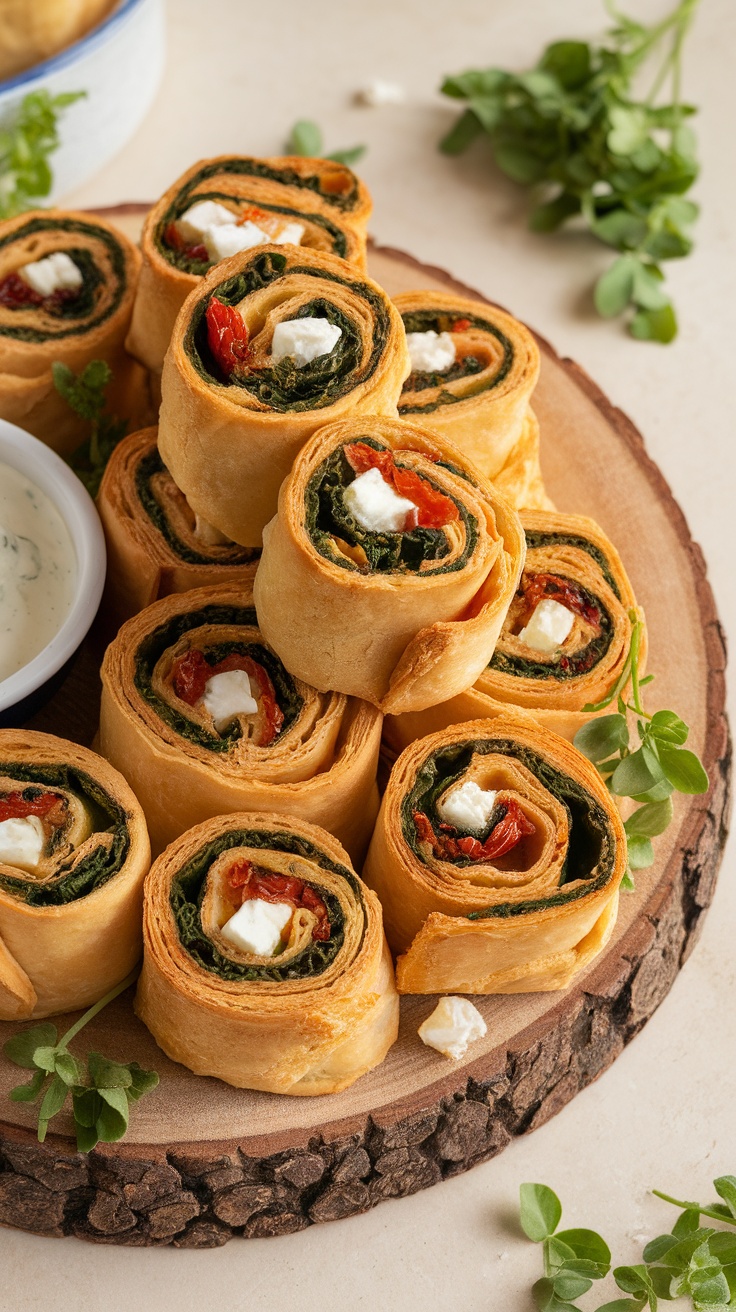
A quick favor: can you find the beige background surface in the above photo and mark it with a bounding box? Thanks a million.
[2,0,735,1307]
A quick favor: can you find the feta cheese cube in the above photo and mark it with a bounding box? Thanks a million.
[0,815,45,870]
[418,997,488,1060]
[177,200,235,243]
[202,670,257,730]
[343,466,417,533]
[357,80,406,107]
[20,252,83,297]
[406,330,456,374]
[203,220,271,262]
[270,317,342,368]
[518,599,575,653]
[273,222,305,245]
[437,780,498,834]
[221,897,293,956]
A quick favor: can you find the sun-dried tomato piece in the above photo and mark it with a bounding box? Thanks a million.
[171,648,284,746]
[0,791,64,823]
[413,799,534,863]
[522,573,601,630]
[345,442,460,530]
[163,221,209,263]
[225,859,331,942]
[0,272,43,309]
[205,297,251,378]
[452,317,471,332]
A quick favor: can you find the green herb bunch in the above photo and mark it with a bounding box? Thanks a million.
[0,90,85,219]
[573,610,707,888]
[3,969,158,1152]
[53,359,128,497]
[287,119,366,166]
[520,1177,736,1310]
[440,0,700,342]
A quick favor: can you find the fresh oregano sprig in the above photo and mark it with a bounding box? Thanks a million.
[287,119,366,166]
[0,89,85,219]
[520,1178,736,1311]
[53,359,128,497]
[3,969,158,1152]
[439,0,701,342]
[573,609,708,888]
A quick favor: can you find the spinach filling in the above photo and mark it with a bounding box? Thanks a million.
[0,217,126,342]
[490,575,614,681]
[305,438,477,575]
[133,604,303,752]
[401,737,615,915]
[185,252,390,412]
[0,765,130,906]
[170,826,361,981]
[399,309,514,414]
[162,157,362,228]
[523,530,621,600]
[158,190,349,274]
[134,448,257,567]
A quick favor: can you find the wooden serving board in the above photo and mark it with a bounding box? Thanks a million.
[0,211,729,1250]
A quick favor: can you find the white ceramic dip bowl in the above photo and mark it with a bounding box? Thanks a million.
[0,419,106,727]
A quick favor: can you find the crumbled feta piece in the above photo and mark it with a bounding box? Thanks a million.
[203,220,272,262]
[343,466,416,533]
[0,815,45,869]
[177,200,235,242]
[418,997,488,1060]
[406,330,456,374]
[270,317,342,368]
[518,599,575,653]
[20,252,82,297]
[273,222,305,245]
[221,897,293,956]
[202,670,257,730]
[357,80,406,106]
[437,780,498,834]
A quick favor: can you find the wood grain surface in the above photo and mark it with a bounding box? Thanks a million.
[0,211,729,1247]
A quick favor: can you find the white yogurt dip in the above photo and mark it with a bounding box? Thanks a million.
[0,462,77,683]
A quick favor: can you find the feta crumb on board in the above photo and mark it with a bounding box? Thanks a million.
[418,997,488,1060]
[437,780,498,834]
[518,598,574,653]
[202,670,257,731]
[356,80,406,106]
[271,317,342,368]
[176,200,235,242]
[406,330,456,373]
[343,467,416,533]
[221,897,293,956]
[0,815,45,869]
[20,252,83,297]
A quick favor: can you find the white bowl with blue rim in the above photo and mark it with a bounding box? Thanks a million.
[0,420,106,728]
[0,0,166,200]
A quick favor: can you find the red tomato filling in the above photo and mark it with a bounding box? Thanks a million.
[0,271,80,313]
[226,858,331,942]
[344,442,460,531]
[171,648,284,746]
[521,573,601,631]
[163,221,209,263]
[205,296,251,377]
[413,798,535,862]
[452,317,471,332]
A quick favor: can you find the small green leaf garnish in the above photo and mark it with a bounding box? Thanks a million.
[0,89,85,219]
[286,119,366,166]
[2,970,158,1152]
[520,1177,736,1311]
[573,609,708,888]
[53,359,128,497]
[439,0,701,341]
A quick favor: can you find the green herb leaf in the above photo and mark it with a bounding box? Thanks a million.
[55,360,129,497]
[9,1069,46,1103]
[327,145,367,165]
[657,747,709,794]
[611,746,664,797]
[3,1022,57,1069]
[626,834,655,870]
[38,1074,69,1141]
[595,255,638,318]
[630,303,678,343]
[288,120,366,168]
[713,1179,736,1222]
[624,797,674,838]
[0,89,85,219]
[574,714,629,763]
[520,1183,563,1242]
[554,1228,611,1272]
[531,1277,581,1312]
[440,108,483,154]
